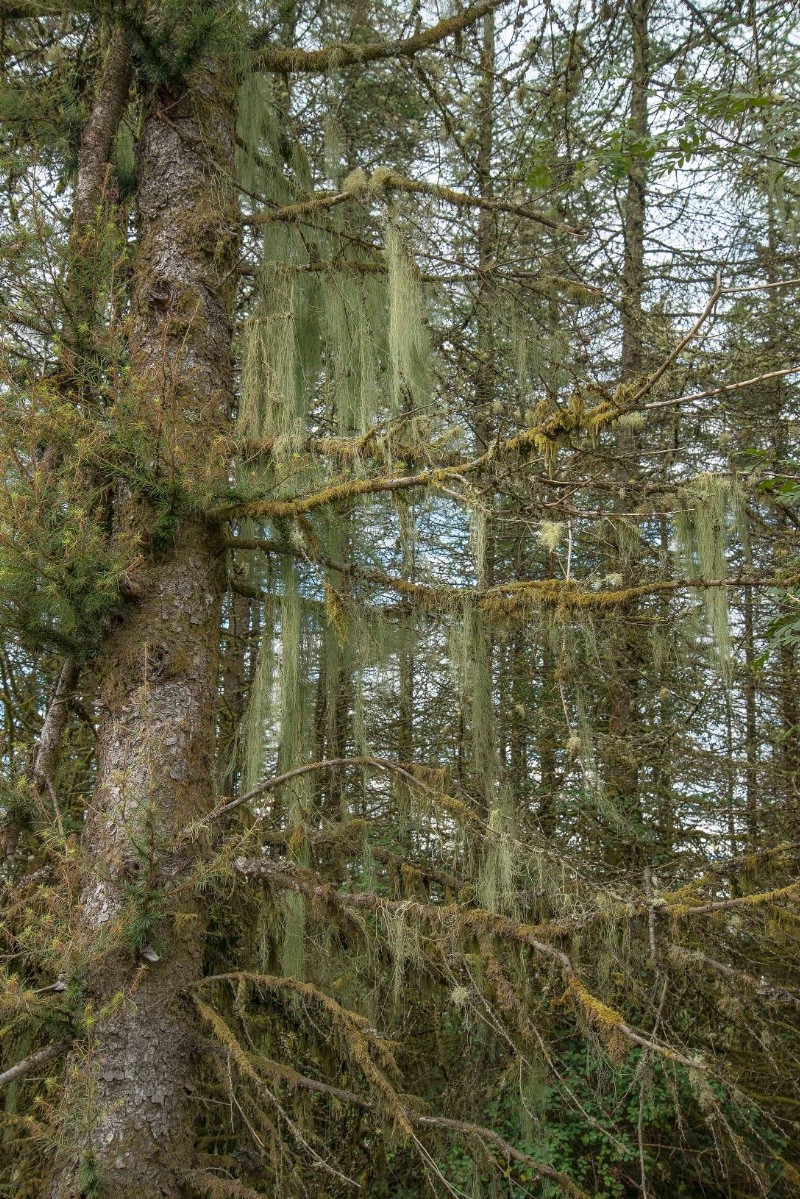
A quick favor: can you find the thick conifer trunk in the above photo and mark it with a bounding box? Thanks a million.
[49,43,237,1199]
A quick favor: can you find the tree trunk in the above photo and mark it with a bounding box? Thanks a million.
[742,581,759,848]
[604,0,650,858]
[49,40,237,1198]
[620,0,649,381]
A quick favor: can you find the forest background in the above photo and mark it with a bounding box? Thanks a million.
[1,2,800,1198]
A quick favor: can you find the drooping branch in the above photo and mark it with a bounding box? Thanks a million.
[195,984,593,1199]
[193,973,412,1134]
[224,536,798,616]
[412,1113,592,1199]
[232,858,704,1069]
[194,754,439,828]
[247,817,466,892]
[665,879,800,916]
[0,3,69,17]
[668,945,800,1009]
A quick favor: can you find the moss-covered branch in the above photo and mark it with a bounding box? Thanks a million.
[254,0,509,73]
[244,168,583,236]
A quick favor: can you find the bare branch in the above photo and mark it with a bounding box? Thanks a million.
[627,273,723,409]
[644,365,800,412]
[0,1042,69,1090]
[32,656,79,794]
[193,755,433,829]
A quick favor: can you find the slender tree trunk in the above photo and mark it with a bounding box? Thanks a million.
[471,13,498,817]
[49,35,237,1198]
[474,9,495,464]
[620,0,649,381]
[537,643,558,838]
[605,0,650,858]
[5,27,134,873]
[762,206,800,839]
[508,631,527,800]
[778,642,800,838]
[220,590,252,777]
[742,582,759,848]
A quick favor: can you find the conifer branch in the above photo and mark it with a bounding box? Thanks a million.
[219,469,454,519]
[665,879,800,916]
[225,536,799,615]
[231,859,704,1070]
[252,820,465,892]
[371,170,584,235]
[0,3,68,15]
[411,1114,592,1199]
[193,1000,362,1189]
[668,945,800,1008]
[194,755,439,828]
[196,997,592,1194]
[625,273,724,409]
[194,973,411,1133]
[243,190,352,226]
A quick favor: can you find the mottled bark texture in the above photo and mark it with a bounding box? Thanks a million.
[49,37,238,1199]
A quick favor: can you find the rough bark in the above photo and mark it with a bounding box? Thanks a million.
[48,36,237,1199]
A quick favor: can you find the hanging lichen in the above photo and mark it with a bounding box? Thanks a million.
[239,266,299,448]
[238,602,276,795]
[674,472,743,671]
[383,901,423,1003]
[477,798,518,915]
[385,218,431,411]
